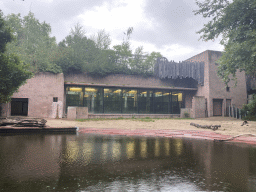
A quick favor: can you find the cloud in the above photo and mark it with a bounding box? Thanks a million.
[1,0,112,42]
[0,0,224,61]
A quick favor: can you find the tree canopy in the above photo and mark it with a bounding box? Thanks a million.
[4,12,162,77]
[0,11,32,103]
[5,12,62,73]
[57,25,161,76]
[194,0,256,85]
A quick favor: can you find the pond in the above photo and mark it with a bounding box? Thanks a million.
[0,133,256,192]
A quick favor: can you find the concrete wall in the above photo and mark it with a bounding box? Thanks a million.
[191,96,206,118]
[2,72,65,118]
[64,72,197,89]
[187,50,247,117]
[186,51,210,116]
[184,91,196,109]
[67,107,88,120]
[208,51,247,116]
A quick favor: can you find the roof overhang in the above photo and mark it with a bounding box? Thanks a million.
[64,82,197,91]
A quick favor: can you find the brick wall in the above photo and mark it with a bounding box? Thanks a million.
[9,72,64,118]
[186,50,247,117]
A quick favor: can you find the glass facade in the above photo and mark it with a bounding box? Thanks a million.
[66,86,183,114]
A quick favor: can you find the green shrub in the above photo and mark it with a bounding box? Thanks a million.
[242,94,256,120]
[184,112,190,118]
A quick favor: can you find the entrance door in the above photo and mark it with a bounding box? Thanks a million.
[11,98,28,116]
[213,99,223,116]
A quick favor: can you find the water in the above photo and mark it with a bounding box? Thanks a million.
[0,133,256,192]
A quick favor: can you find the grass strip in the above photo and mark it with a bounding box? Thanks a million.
[76,117,193,122]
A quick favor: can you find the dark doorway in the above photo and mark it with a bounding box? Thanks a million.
[11,98,28,116]
[213,99,223,116]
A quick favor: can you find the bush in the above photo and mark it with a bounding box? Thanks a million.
[242,94,256,120]
[184,112,190,118]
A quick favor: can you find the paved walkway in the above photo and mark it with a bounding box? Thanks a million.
[79,128,256,145]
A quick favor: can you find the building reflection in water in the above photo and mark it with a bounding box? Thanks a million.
[174,139,183,156]
[112,140,121,160]
[101,140,108,161]
[140,138,147,158]
[154,138,160,157]
[82,141,93,165]
[164,138,170,156]
[66,141,79,163]
[63,136,183,163]
[126,139,135,159]
[0,134,256,192]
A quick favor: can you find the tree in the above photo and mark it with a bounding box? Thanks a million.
[194,0,256,85]
[90,29,111,50]
[113,27,134,72]
[0,11,32,103]
[57,25,162,76]
[56,23,98,73]
[5,12,62,73]
[242,94,256,120]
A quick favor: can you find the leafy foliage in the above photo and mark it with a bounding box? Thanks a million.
[5,12,62,73]
[57,25,162,76]
[5,13,162,77]
[194,0,256,85]
[56,23,97,73]
[0,11,32,103]
[241,94,256,120]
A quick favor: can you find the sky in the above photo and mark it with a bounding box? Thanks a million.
[1,0,223,61]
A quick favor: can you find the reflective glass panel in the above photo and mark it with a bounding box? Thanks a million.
[66,87,83,107]
[138,90,153,114]
[154,91,162,114]
[104,88,122,113]
[122,89,138,113]
[162,91,170,114]
[172,92,182,114]
[84,88,103,113]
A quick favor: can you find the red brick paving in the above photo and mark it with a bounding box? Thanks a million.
[79,128,256,145]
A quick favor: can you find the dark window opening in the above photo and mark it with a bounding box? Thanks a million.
[226,86,230,92]
[53,97,58,102]
[11,98,28,116]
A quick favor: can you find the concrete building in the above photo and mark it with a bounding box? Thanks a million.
[0,50,249,119]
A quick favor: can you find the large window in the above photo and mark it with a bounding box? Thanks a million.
[66,87,83,107]
[104,88,122,113]
[162,91,170,114]
[122,89,138,113]
[84,87,103,113]
[66,86,183,114]
[172,92,183,114]
[154,91,163,114]
[138,90,153,114]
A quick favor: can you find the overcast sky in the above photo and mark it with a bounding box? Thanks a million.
[1,0,223,61]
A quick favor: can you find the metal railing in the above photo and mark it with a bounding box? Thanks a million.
[227,106,247,119]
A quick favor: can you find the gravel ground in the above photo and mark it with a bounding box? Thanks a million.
[46,116,256,136]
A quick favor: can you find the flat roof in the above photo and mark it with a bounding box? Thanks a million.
[64,82,198,91]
